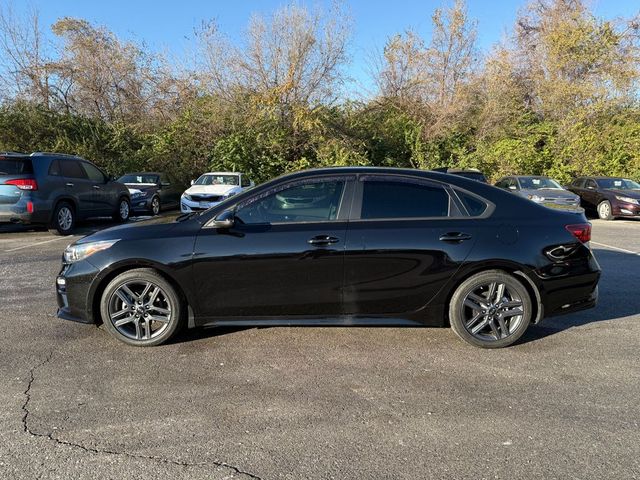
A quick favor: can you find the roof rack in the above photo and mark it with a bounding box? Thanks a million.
[30,152,83,158]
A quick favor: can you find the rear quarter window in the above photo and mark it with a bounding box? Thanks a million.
[456,190,489,217]
[0,157,34,175]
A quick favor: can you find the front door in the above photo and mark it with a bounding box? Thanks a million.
[343,175,477,315]
[192,175,354,319]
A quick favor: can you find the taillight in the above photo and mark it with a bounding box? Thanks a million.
[4,178,38,190]
[566,223,591,243]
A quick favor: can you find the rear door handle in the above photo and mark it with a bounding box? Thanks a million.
[439,232,472,242]
[308,235,339,246]
[92,185,101,189]
[65,182,74,187]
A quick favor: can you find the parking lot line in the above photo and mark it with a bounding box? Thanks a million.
[3,236,71,253]
[591,241,640,256]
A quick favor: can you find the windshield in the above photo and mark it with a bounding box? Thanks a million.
[195,174,240,186]
[118,174,159,184]
[596,178,640,190]
[519,177,562,190]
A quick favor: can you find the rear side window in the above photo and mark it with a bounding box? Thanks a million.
[48,159,61,176]
[571,178,585,188]
[456,190,488,217]
[0,157,33,175]
[360,178,450,219]
[61,160,88,179]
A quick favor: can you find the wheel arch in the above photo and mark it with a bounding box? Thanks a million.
[89,261,193,326]
[49,196,79,223]
[439,261,543,327]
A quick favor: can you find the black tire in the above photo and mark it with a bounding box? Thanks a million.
[449,270,532,349]
[48,201,76,235]
[100,268,185,347]
[597,200,614,220]
[150,195,161,216]
[113,197,130,223]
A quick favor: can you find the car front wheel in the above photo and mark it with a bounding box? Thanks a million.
[449,270,532,348]
[113,197,130,223]
[597,200,613,220]
[100,268,184,346]
[150,196,160,216]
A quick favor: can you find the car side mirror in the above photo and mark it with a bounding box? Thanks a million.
[210,210,234,229]
[190,179,195,185]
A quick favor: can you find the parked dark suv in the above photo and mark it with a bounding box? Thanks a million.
[0,152,131,234]
[117,172,182,216]
[567,176,640,220]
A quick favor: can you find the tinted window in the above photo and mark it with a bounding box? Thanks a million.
[82,162,106,182]
[241,176,251,187]
[457,191,488,216]
[360,179,449,219]
[571,178,585,188]
[0,157,33,175]
[586,179,597,189]
[236,179,346,224]
[61,160,87,179]
[48,159,61,176]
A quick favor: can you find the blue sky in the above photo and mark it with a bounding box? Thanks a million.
[11,0,640,92]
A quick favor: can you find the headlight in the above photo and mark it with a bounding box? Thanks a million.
[132,191,148,199]
[64,240,119,263]
[182,193,192,201]
[615,195,639,205]
[528,194,545,202]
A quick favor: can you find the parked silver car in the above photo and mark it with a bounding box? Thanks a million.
[495,175,582,212]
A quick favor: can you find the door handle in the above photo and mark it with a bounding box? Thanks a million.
[308,235,339,246]
[92,185,101,189]
[65,182,74,187]
[439,232,472,242]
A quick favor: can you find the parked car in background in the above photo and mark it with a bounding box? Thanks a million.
[117,172,181,216]
[1,152,130,234]
[431,167,488,183]
[495,175,582,212]
[567,176,640,220]
[181,172,254,213]
[57,167,599,349]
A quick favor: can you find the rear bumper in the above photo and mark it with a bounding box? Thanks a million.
[0,200,49,224]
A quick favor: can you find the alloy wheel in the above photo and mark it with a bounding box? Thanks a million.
[461,281,525,341]
[119,200,130,220]
[107,280,172,341]
[58,206,73,231]
[151,197,160,215]
[598,202,610,219]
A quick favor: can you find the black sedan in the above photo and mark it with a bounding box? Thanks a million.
[117,172,182,216]
[56,167,600,349]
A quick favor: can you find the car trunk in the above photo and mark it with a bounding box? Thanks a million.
[0,156,34,206]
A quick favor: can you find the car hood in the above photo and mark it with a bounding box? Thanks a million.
[604,189,640,199]
[184,184,237,196]
[125,183,157,194]
[520,188,578,199]
[74,214,185,245]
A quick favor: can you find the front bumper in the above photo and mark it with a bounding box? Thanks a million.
[180,197,222,213]
[539,201,584,213]
[130,196,153,212]
[56,260,101,323]
[612,201,640,217]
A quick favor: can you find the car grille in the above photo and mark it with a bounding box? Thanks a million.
[190,194,222,202]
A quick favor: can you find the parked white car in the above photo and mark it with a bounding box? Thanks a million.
[180,172,253,213]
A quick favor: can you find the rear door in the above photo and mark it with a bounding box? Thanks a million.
[343,175,480,315]
[80,161,112,214]
[60,159,97,216]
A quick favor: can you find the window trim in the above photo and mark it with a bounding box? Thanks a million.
[350,173,494,222]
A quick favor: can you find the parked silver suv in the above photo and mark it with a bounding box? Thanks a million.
[0,152,130,234]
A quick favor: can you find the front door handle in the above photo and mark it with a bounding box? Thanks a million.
[308,235,339,246]
[65,182,74,187]
[92,185,101,189]
[439,232,472,242]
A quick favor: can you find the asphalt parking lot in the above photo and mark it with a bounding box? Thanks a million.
[0,216,638,479]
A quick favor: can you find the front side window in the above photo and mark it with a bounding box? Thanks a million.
[82,162,106,183]
[360,178,450,219]
[235,178,346,224]
[571,178,585,188]
[586,179,598,189]
[241,176,251,187]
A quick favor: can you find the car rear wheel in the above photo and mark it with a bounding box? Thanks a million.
[150,196,160,216]
[597,200,613,220]
[449,270,532,348]
[48,201,75,235]
[100,269,184,347]
[113,197,130,223]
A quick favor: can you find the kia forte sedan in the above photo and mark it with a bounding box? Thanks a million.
[56,167,600,348]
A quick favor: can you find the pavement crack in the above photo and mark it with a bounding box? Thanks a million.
[20,350,263,479]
